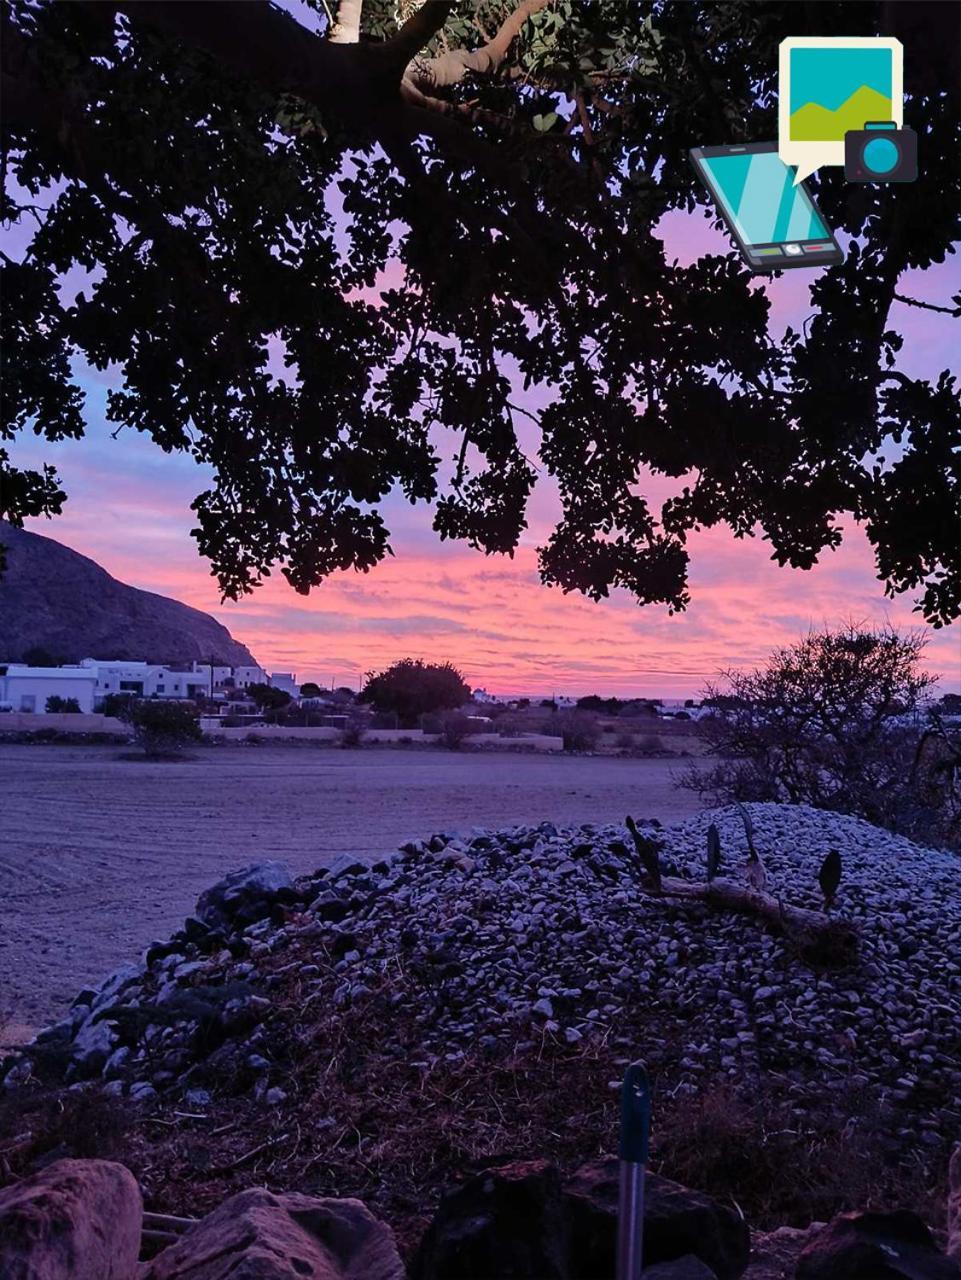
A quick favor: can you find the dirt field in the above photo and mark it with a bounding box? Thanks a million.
[0,743,707,1035]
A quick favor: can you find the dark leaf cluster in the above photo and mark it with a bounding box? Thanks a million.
[2,1,958,621]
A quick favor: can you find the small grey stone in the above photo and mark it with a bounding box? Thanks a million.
[102,1046,131,1080]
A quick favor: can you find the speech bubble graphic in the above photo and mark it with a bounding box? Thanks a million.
[779,36,903,184]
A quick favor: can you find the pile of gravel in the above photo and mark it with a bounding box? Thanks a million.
[6,803,960,1152]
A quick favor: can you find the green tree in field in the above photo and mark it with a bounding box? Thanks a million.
[361,659,469,727]
[128,699,203,757]
[45,694,80,713]
[299,681,323,699]
[247,683,292,713]
[2,1,958,621]
[577,694,622,714]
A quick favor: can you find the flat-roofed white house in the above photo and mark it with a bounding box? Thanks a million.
[79,659,209,703]
[0,657,271,713]
[0,664,98,714]
[269,672,299,698]
[191,662,267,692]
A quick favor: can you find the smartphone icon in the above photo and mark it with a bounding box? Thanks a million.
[689,142,844,272]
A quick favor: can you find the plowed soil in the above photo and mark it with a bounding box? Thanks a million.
[0,743,704,1034]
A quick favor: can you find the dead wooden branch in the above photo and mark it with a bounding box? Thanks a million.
[654,874,859,967]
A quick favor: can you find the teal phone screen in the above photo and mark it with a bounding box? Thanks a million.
[700,151,830,246]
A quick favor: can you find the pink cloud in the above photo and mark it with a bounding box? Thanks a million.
[32,493,956,699]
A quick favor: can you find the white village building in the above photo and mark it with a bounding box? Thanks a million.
[191,662,268,694]
[1,656,289,715]
[268,672,299,698]
[0,664,98,714]
[78,659,210,702]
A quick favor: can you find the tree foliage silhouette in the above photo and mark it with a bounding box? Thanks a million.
[360,658,469,724]
[2,0,958,622]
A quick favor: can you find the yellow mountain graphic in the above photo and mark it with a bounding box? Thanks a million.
[790,84,893,141]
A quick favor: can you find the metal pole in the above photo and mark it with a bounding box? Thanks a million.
[617,1061,651,1280]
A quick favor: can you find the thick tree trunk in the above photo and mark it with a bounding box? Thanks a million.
[403,0,550,94]
[329,0,364,45]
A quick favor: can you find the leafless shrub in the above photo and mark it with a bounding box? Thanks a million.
[655,1082,937,1227]
[680,625,954,846]
[552,711,601,753]
[339,714,368,748]
[496,715,525,739]
[441,712,473,750]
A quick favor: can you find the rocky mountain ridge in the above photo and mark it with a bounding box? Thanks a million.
[0,520,257,667]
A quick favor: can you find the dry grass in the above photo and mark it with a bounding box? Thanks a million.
[0,1087,134,1182]
[655,1082,946,1229]
[2,988,952,1264]
[2,892,953,1260]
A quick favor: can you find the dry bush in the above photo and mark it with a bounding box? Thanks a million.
[440,712,473,750]
[0,1086,134,1177]
[654,1082,941,1227]
[682,626,956,846]
[339,714,367,747]
[552,711,601,753]
[496,714,525,739]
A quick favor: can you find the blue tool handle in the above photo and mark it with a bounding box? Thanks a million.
[619,1062,651,1163]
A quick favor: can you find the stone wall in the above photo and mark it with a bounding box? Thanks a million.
[0,712,131,734]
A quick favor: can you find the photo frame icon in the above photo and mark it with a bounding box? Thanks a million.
[778,36,904,184]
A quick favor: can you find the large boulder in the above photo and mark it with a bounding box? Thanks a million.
[0,1157,142,1280]
[410,1160,570,1280]
[563,1158,750,1280]
[70,1013,119,1077]
[411,1157,747,1280]
[949,1146,961,1264]
[141,1187,403,1280]
[795,1209,961,1279]
[194,862,294,929]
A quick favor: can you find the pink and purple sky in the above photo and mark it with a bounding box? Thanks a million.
[8,194,960,699]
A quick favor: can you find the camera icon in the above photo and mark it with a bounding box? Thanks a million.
[844,121,917,183]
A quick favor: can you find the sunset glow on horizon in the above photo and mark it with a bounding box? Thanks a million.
[13,204,961,700]
[24,469,960,700]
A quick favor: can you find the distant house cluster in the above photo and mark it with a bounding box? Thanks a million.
[0,659,294,715]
